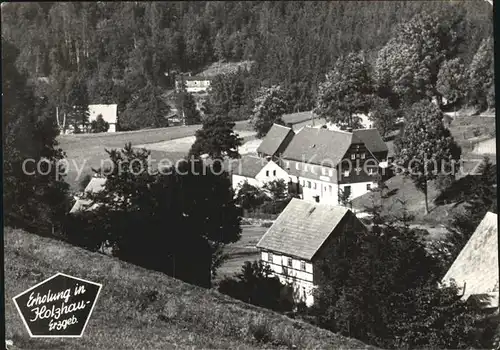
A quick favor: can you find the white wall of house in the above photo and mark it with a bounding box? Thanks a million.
[339,182,377,201]
[232,161,289,193]
[261,251,315,306]
[297,177,339,205]
[255,161,290,184]
[232,175,260,192]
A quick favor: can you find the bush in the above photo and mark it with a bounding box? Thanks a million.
[235,182,268,211]
[248,316,273,343]
[260,198,292,215]
[218,261,295,312]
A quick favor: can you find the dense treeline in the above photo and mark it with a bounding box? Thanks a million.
[2,1,493,123]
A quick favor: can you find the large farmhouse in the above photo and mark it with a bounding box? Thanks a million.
[278,126,388,204]
[256,198,367,306]
[442,211,498,310]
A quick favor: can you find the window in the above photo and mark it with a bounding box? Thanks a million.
[273,170,276,176]
[286,161,290,169]
[304,165,308,172]
[302,180,305,186]
[296,163,300,170]
[329,185,332,193]
[322,167,327,176]
[351,154,356,160]
[361,153,366,159]
[344,170,350,177]
[307,181,311,188]
[287,258,293,267]
[300,261,306,271]
[369,168,375,175]
[266,170,269,176]
[269,252,274,263]
[329,169,333,177]
[313,182,317,189]
[367,184,371,190]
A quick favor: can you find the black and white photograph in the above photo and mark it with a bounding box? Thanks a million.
[2,1,498,348]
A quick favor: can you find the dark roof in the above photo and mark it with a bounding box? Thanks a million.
[257,124,294,156]
[282,111,317,125]
[281,127,363,167]
[256,198,353,260]
[353,129,388,155]
[229,156,268,178]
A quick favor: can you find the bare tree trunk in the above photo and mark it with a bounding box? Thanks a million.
[424,180,429,214]
[76,41,80,72]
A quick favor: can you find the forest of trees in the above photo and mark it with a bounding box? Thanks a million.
[1,1,493,130]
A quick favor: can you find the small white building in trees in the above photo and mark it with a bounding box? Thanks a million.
[175,75,212,93]
[256,198,367,306]
[88,104,118,132]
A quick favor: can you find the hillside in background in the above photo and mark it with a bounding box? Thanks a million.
[1,1,493,112]
[4,228,375,349]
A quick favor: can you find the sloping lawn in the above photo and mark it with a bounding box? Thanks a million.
[351,175,457,227]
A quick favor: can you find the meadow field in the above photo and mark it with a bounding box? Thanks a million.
[58,121,254,189]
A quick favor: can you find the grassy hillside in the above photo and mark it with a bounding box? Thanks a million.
[4,228,375,349]
[351,175,459,228]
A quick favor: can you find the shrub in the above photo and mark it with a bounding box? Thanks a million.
[218,261,295,312]
[248,316,273,343]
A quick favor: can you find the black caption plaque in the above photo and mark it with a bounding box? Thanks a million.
[12,272,102,337]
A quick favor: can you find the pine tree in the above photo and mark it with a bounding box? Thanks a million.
[3,39,69,234]
[189,115,243,160]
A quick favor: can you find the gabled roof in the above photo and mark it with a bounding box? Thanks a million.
[257,124,294,156]
[88,104,118,124]
[70,177,107,213]
[442,212,498,308]
[281,127,363,167]
[229,156,268,178]
[256,198,353,260]
[353,129,388,155]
